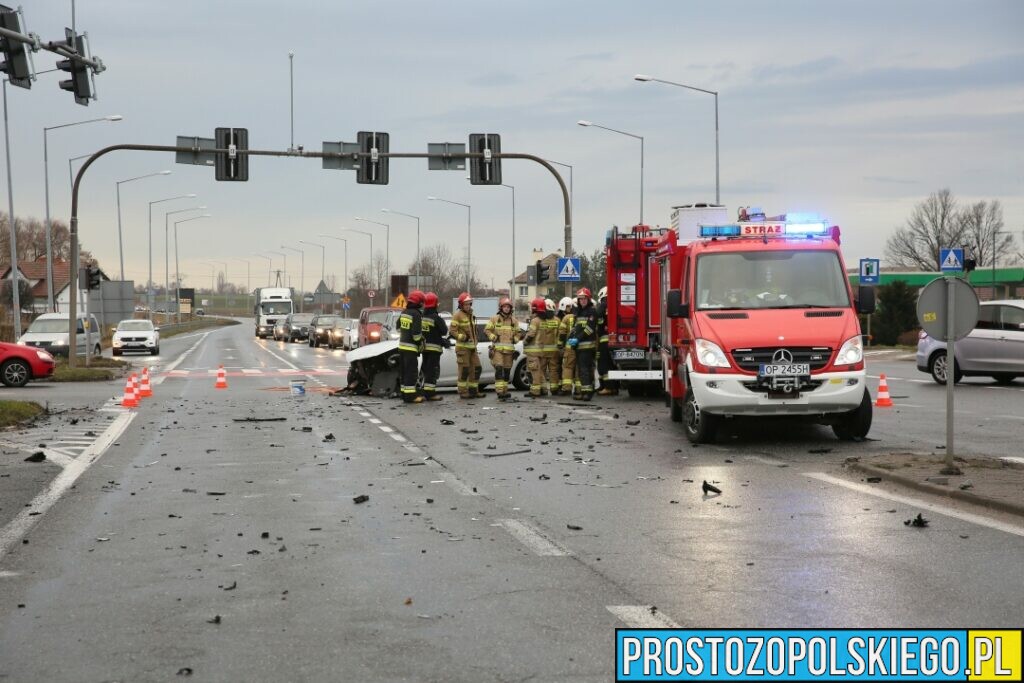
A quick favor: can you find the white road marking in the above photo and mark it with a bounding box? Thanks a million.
[0,411,137,563]
[994,414,1024,421]
[255,343,301,371]
[242,369,262,374]
[495,519,571,556]
[747,455,783,466]
[804,472,1024,538]
[378,426,394,433]
[388,433,407,442]
[153,332,211,385]
[1001,457,1024,466]
[368,418,382,424]
[607,605,682,629]
[442,474,480,496]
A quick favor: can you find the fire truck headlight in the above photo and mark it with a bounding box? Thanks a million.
[837,335,864,365]
[695,338,731,368]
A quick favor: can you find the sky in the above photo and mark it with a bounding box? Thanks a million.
[4,0,1023,296]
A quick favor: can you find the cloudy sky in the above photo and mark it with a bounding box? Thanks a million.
[5,0,1023,294]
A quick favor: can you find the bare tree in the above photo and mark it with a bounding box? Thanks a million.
[885,189,964,270]
[958,200,1014,267]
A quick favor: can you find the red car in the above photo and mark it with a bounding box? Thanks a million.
[1,341,56,387]
[358,307,401,347]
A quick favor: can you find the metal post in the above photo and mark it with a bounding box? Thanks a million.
[945,277,955,468]
[713,92,720,205]
[164,212,169,315]
[466,205,471,291]
[3,79,21,337]
[288,52,295,152]
[43,129,54,310]
[115,181,123,280]
[639,135,644,224]
[174,221,179,325]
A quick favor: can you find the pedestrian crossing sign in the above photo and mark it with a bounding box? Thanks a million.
[557,257,581,281]
[940,248,964,272]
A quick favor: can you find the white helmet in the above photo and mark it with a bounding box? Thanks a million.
[558,296,574,313]
[544,298,556,312]
[597,286,608,301]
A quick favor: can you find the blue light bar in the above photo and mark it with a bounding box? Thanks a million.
[784,222,827,234]
[699,224,741,237]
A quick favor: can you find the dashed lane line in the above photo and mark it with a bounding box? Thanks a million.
[607,605,682,629]
[494,519,572,557]
[151,332,211,386]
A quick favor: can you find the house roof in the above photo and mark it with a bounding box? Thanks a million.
[510,252,563,284]
[1,256,105,299]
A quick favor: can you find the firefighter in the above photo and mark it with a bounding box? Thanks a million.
[398,290,425,404]
[557,297,578,396]
[595,286,619,396]
[420,292,447,401]
[523,297,548,398]
[542,299,561,396]
[484,297,520,400]
[450,292,481,398]
[568,287,597,401]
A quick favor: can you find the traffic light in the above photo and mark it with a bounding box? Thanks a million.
[0,5,31,89]
[86,265,101,290]
[536,259,550,284]
[468,133,501,185]
[963,258,977,273]
[215,127,249,181]
[357,131,389,185]
[56,30,91,105]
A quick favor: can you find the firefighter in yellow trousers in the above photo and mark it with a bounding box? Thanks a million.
[523,297,549,397]
[484,297,521,400]
[450,292,481,399]
[557,297,578,396]
[542,299,561,395]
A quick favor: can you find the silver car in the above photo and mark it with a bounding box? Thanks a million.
[916,299,1024,384]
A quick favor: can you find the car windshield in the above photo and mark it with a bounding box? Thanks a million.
[260,301,293,315]
[367,310,390,324]
[26,319,71,333]
[117,321,154,331]
[292,314,315,325]
[695,250,851,310]
[316,316,340,327]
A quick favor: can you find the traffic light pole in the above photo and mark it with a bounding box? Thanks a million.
[67,143,571,366]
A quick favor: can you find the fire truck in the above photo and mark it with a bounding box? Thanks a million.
[653,208,877,443]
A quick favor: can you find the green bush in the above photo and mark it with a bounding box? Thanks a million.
[872,281,919,346]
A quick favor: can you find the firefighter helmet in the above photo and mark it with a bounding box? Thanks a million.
[558,296,574,313]
[545,298,556,312]
[407,290,425,307]
[576,287,591,299]
[424,292,438,308]
[499,297,512,311]
[457,292,473,308]
[530,297,546,314]
[597,286,608,301]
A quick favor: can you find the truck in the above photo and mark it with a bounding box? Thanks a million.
[653,208,876,443]
[253,287,294,338]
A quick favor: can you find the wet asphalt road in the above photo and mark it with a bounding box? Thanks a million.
[1,323,1022,681]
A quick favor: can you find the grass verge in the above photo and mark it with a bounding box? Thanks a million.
[0,400,45,428]
[51,357,127,382]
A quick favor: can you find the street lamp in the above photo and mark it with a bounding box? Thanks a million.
[281,245,304,311]
[68,153,92,191]
[299,240,326,304]
[208,260,228,295]
[318,234,349,307]
[43,114,122,310]
[147,193,196,318]
[634,74,720,205]
[233,258,252,314]
[116,170,171,280]
[341,228,374,302]
[253,254,272,287]
[381,208,420,286]
[501,185,516,299]
[427,196,472,291]
[164,206,206,313]
[578,119,644,224]
[354,216,391,302]
[174,214,212,323]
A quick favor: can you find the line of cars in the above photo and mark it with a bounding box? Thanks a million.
[270,313,359,350]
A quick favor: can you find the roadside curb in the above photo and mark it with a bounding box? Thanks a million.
[846,461,1024,518]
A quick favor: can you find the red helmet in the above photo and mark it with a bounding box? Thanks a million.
[499,297,512,310]
[530,297,546,314]
[424,292,438,308]
[407,290,425,306]
[576,287,591,299]
[457,292,473,308]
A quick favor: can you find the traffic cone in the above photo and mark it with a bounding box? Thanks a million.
[121,375,138,408]
[875,373,894,408]
[131,373,141,404]
[215,365,228,390]
[139,367,153,398]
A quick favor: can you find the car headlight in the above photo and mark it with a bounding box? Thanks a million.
[836,335,864,365]
[113,339,123,346]
[694,338,731,368]
[370,330,380,339]
[316,328,324,333]
[16,340,26,345]
[36,350,54,361]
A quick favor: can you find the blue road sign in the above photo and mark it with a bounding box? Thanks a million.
[939,248,964,273]
[557,257,581,281]
[342,301,351,310]
[859,258,880,285]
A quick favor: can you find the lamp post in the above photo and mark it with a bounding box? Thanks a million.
[501,184,515,298]
[299,240,325,306]
[233,258,252,315]
[147,194,196,318]
[381,208,420,286]
[253,254,272,287]
[43,114,122,310]
[174,214,211,323]
[319,233,349,308]
[577,120,644,224]
[543,158,573,232]
[281,245,304,311]
[634,74,720,205]
[341,228,374,302]
[116,170,171,280]
[164,206,206,316]
[208,260,228,296]
[354,217,390,302]
[427,196,472,291]
[993,230,1010,296]
[68,153,92,191]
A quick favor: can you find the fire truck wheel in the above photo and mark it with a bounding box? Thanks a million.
[670,395,682,422]
[831,389,873,441]
[683,388,718,443]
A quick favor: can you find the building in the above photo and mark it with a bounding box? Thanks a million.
[508,249,563,309]
[2,256,110,314]
[849,266,1024,301]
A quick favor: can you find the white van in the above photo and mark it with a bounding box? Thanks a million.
[18,312,103,358]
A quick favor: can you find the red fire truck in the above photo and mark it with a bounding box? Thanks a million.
[653,209,876,443]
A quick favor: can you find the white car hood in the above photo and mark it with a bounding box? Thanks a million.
[346,339,400,363]
[114,330,156,340]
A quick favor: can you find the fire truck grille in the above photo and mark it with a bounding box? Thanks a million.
[730,347,832,372]
[804,310,844,318]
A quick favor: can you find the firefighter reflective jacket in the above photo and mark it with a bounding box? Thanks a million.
[572,303,598,350]
[422,309,448,353]
[398,306,423,353]
[450,309,477,350]
[485,312,521,352]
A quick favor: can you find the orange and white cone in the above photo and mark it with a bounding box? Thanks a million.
[131,373,141,404]
[121,375,138,408]
[875,373,893,408]
[215,365,228,390]
[139,367,153,398]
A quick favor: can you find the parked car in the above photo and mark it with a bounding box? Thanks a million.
[309,314,344,348]
[357,307,401,347]
[195,308,205,316]
[17,312,102,358]
[1,341,56,387]
[916,299,1024,385]
[111,319,160,356]
[280,313,316,342]
[335,318,358,350]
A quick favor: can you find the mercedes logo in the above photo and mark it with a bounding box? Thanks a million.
[772,348,794,363]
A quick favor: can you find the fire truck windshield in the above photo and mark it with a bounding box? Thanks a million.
[695,250,850,310]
